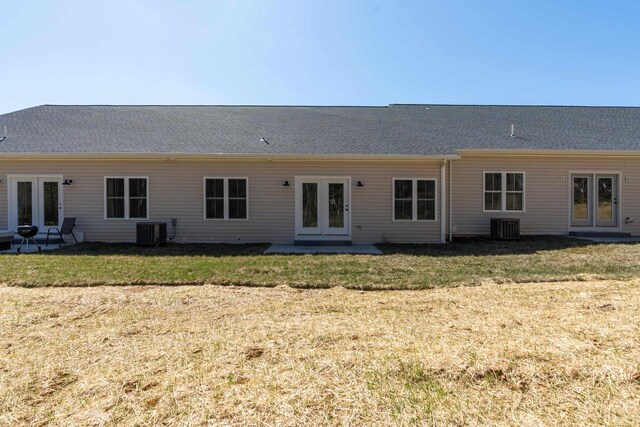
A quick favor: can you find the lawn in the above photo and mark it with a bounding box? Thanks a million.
[0,281,638,425]
[2,236,640,289]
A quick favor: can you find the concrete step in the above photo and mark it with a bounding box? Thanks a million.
[294,240,352,247]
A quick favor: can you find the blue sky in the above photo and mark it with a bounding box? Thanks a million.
[2,0,640,113]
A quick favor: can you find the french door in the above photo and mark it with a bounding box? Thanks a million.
[295,178,350,238]
[571,174,618,228]
[8,176,63,232]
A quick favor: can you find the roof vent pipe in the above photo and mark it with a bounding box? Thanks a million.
[0,126,6,142]
[510,124,515,137]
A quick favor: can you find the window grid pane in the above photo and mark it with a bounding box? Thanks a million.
[394,200,413,220]
[228,199,247,219]
[506,173,523,192]
[206,199,224,219]
[485,173,502,192]
[228,179,247,198]
[394,180,413,220]
[484,192,502,211]
[129,178,147,198]
[506,193,523,211]
[128,178,147,218]
[106,178,126,218]
[107,178,125,198]
[416,180,436,220]
[505,173,524,211]
[228,179,247,219]
[205,179,225,219]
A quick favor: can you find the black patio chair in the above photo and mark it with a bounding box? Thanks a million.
[46,217,78,247]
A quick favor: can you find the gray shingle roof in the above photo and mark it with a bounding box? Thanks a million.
[1,104,640,156]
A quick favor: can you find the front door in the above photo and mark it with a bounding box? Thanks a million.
[9,176,63,232]
[296,178,350,238]
[570,174,618,228]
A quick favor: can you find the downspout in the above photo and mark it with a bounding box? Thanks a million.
[440,159,447,243]
[449,159,454,242]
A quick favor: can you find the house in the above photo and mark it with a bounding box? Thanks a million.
[1,104,639,245]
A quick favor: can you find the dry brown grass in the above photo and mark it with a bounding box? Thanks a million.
[1,280,639,426]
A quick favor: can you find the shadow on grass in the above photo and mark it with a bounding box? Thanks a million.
[378,236,626,257]
[0,242,270,257]
[1,236,630,258]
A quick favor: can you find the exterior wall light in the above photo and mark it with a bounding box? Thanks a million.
[282,180,290,187]
[63,179,74,186]
[357,181,364,187]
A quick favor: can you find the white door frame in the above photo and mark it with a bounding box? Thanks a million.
[7,175,64,232]
[568,171,621,231]
[295,176,351,241]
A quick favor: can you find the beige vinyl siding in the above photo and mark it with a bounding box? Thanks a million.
[0,159,443,244]
[451,155,640,236]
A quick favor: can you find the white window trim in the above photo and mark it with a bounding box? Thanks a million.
[103,176,149,220]
[203,177,249,221]
[392,178,438,222]
[482,171,526,213]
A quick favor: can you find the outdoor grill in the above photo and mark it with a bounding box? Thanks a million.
[17,225,41,253]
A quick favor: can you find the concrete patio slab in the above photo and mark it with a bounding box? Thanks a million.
[265,244,383,255]
[573,236,640,243]
[0,245,61,254]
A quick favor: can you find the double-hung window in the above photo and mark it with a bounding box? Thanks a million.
[204,178,248,220]
[105,177,148,219]
[393,178,436,221]
[483,172,525,212]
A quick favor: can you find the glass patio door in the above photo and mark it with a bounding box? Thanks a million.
[571,175,592,227]
[15,179,38,227]
[9,177,63,231]
[296,178,350,237]
[39,179,61,229]
[324,180,348,235]
[571,174,618,228]
[299,179,322,235]
[595,175,617,227]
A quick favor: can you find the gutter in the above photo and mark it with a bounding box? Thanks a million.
[440,159,447,243]
[0,152,461,162]
[449,158,454,242]
[455,149,640,158]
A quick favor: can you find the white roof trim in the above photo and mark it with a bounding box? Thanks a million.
[456,149,640,157]
[0,152,461,162]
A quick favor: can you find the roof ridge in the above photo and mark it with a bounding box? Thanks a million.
[41,104,390,108]
[33,103,640,109]
[390,103,640,108]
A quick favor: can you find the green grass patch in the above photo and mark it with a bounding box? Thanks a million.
[1,236,640,289]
